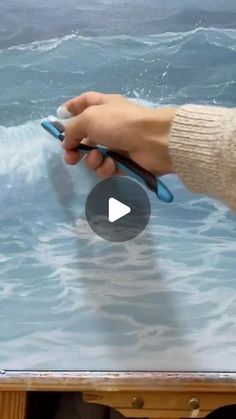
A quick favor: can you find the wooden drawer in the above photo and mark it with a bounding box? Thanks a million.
[84,391,236,417]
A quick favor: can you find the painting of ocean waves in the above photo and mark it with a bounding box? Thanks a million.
[0,0,236,370]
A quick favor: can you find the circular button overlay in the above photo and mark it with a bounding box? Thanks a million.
[85,177,151,242]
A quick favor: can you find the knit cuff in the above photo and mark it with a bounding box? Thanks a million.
[169,105,229,202]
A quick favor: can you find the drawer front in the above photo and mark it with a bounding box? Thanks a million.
[84,391,236,417]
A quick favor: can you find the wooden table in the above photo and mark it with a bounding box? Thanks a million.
[1,371,236,419]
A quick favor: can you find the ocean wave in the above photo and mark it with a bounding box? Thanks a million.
[1,19,236,371]
[0,120,59,181]
[1,26,235,54]
[0,150,236,371]
[6,32,80,53]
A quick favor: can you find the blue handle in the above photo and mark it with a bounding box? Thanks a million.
[81,146,173,203]
[156,179,173,203]
[41,119,174,203]
[115,160,173,203]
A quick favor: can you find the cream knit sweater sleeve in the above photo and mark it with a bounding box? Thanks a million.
[170,105,236,208]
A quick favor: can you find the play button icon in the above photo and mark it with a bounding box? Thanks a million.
[85,177,151,242]
[108,198,131,223]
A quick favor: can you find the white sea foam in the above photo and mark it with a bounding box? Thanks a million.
[0,120,59,182]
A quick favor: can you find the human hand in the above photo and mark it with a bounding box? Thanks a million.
[59,91,176,178]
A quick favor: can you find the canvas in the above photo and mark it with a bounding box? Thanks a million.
[0,0,236,371]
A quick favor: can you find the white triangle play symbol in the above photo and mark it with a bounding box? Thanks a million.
[108,197,131,223]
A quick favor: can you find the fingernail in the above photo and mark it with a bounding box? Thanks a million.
[57,105,73,119]
[81,137,90,145]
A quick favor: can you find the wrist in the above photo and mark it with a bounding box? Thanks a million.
[144,107,176,174]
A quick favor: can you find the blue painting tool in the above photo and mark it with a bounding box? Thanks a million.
[41,119,174,203]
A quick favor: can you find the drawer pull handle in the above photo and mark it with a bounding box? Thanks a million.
[131,396,144,409]
[188,398,200,417]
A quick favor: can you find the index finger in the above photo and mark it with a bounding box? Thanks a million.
[58,91,123,117]
[65,91,107,116]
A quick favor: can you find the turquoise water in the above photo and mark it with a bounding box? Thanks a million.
[0,1,236,370]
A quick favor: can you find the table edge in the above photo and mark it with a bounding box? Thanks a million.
[0,371,236,392]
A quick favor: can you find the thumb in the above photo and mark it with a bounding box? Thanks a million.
[63,111,90,150]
